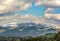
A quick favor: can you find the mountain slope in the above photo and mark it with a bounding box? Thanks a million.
[0,14,59,37]
[0,23,57,37]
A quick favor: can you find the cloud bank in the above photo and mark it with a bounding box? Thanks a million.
[36,0,60,7]
[44,13,60,20]
[0,14,44,26]
[0,0,60,14]
[0,0,34,14]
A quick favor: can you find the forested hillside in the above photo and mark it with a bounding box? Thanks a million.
[0,32,60,41]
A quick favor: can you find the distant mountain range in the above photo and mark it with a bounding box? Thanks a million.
[0,14,60,37]
[0,22,57,37]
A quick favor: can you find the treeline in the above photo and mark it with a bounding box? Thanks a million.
[0,32,60,41]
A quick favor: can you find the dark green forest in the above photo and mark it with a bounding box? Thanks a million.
[0,32,60,41]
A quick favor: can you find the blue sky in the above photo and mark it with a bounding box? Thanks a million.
[16,3,60,16]
[0,0,60,16]
[54,8,60,14]
[16,3,46,16]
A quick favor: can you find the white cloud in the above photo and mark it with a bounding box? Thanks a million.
[45,8,55,13]
[0,0,33,14]
[44,13,60,20]
[0,14,41,26]
[1,0,60,15]
[35,0,44,6]
[20,3,32,10]
[0,0,60,14]
[35,0,60,7]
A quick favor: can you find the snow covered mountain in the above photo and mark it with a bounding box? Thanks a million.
[0,14,60,37]
[0,22,57,37]
[0,21,58,37]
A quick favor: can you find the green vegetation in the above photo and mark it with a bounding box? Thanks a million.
[0,32,60,41]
